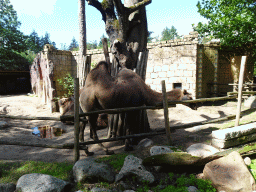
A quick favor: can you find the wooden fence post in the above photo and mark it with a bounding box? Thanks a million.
[162,80,171,145]
[235,56,247,126]
[74,78,80,162]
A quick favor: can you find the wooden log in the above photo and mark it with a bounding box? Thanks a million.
[0,140,74,149]
[236,56,247,126]
[102,38,110,65]
[60,96,237,121]
[162,80,171,145]
[74,78,80,162]
[0,115,60,121]
[227,91,256,96]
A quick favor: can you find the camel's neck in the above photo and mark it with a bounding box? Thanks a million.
[144,88,182,106]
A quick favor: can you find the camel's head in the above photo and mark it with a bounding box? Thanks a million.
[182,90,197,110]
[58,96,74,115]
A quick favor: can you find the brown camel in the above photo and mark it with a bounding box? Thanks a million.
[77,61,196,155]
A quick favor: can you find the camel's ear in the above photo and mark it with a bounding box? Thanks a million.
[183,89,188,95]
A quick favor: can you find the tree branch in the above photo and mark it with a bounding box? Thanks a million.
[86,0,106,23]
[127,0,152,15]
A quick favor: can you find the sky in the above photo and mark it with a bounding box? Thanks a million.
[9,0,208,49]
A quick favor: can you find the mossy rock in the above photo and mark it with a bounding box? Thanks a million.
[142,152,201,166]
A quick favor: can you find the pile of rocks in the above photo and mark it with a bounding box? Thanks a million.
[1,140,255,192]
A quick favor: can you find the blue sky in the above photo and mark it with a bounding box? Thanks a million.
[10,0,207,49]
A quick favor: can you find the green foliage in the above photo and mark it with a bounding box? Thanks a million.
[160,185,187,192]
[87,40,97,50]
[101,0,109,9]
[248,159,256,180]
[57,73,74,98]
[161,26,179,41]
[194,0,256,49]
[0,160,73,184]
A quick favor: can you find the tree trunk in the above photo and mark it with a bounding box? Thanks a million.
[86,0,152,140]
[78,0,89,88]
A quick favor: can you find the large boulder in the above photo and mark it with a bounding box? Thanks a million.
[115,155,155,184]
[73,158,115,183]
[16,173,71,192]
[186,143,220,158]
[203,151,256,192]
[244,96,256,108]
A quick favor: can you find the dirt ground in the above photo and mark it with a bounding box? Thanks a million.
[0,93,254,163]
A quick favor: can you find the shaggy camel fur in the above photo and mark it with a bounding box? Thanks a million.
[78,61,196,155]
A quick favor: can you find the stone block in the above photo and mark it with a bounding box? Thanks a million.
[162,65,169,71]
[178,64,187,70]
[151,73,158,79]
[184,71,193,77]
[174,70,183,77]
[154,66,162,72]
[212,123,256,140]
[167,70,175,77]
[186,77,195,84]
[147,66,154,72]
[159,72,167,78]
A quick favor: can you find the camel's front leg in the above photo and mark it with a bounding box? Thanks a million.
[89,114,114,155]
[79,118,94,156]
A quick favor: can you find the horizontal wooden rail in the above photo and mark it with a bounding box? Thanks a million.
[61,96,238,121]
[0,96,237,122]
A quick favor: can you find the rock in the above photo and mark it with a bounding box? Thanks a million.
[143,152,201,166]
[115,155,155,184]
[150,146,174,156]
[244,157,251,165]
[136,138,153,149]
[0,183,16,192]
[186,143,220,158]
[90,187,112,192]
[123,190,135,192]
[16,173,71,192]
[244,96,256,108]
[203,151,256,192]
[73,158,115,183]
[0,121,8,128]
[187,186,199,192]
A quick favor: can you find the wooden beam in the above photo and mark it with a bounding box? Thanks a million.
[74,78,80,162]
[162,80,171,145]
[235,56,247,126]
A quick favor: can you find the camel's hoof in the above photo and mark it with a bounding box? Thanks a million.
[124,145,133,151]
[85,151,94,156]
[106,150,114,155]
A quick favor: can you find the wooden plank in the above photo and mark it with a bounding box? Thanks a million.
[235,56,247,126]
[162,80,171,145]
[74,78,80,162]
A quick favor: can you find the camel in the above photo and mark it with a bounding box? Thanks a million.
[77,61,196,155]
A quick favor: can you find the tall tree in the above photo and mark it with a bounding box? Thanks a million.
[85,0,152,142]
[0,0,29,70]
[86,0,151,69]
[193,0,256,49]
[78,0,86,56]
[68,36,79,51]
[41,32,51,46]
[161,26,179,41]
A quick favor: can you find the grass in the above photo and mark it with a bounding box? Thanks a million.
[0,160,73,184]
[249,159,256,180]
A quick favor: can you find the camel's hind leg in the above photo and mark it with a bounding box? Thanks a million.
[88,114,114,155]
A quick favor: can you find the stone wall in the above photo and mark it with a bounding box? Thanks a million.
[85,31,199,98]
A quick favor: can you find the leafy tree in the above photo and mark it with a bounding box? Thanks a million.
[147,31,154,43]
[68,36,79,51]
[26,30,42,53]
[161,26,179,41]
[193,0,256,49]
[87,40,97,50]
[0,0,29,70]
[97,34,110,49]
[41,32,51,47]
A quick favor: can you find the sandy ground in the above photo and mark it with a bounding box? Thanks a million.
[0,93,252,163]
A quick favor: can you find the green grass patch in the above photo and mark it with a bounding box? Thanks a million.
[95,153,129,172]
[0,160,73,184]
[248,159,256,181]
